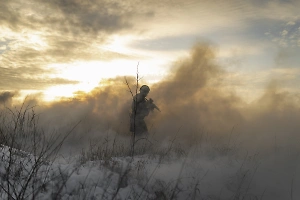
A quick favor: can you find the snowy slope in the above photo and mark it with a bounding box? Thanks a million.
[1,143,299,200]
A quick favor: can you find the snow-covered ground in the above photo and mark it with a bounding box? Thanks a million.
[0,143,247,200]
[1,140,299,200]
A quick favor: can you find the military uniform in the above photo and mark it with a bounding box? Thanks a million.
[130,93,150,136]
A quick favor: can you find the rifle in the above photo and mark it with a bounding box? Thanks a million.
[146,98,161,112]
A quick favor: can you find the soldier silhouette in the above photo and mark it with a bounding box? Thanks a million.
[130,85,160,137]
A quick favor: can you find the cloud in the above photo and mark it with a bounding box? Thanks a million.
[264,17,300,48]
[38,0,137,35]
[287,21,296,25]
[0,1,24,30]
[252,0,300,21]
[281,30,288,36]
[0,42,134,91]
[0,66,79,90]
[0,0,155,36]
[44,36,133,62]
[129,34,201,52]
[2,0,300,96]
[0,0,156,92]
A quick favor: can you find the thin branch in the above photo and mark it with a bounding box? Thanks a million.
[124,77,134,98]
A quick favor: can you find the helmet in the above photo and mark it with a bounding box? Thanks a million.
[140,85,150,93]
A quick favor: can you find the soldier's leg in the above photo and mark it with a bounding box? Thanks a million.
[134,119,148,138]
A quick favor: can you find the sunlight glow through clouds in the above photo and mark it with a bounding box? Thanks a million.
[44,58,168,101]
[101,35,133,55]
[43,85,84,102]
[0,46,6,51]
[38,33,173,102]
[25,33,48,50]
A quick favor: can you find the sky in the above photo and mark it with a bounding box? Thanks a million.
[1,0,300,102]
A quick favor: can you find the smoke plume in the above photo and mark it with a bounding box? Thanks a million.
[8,43,298,151]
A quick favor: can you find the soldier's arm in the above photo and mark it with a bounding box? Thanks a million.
[146,98,161,112]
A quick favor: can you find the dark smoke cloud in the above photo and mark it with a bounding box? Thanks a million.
[0,91,17,104]
[239,80,300,153]
[149,44,244,138]
[34,76,135,148]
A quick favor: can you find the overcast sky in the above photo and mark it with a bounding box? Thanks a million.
[1,0,300,102]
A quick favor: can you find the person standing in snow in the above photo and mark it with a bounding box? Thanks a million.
[130,85,159,137]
